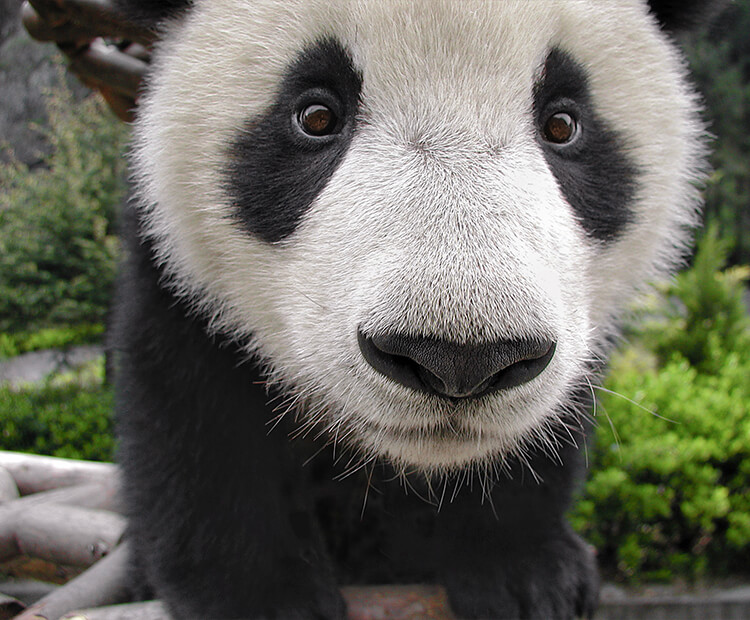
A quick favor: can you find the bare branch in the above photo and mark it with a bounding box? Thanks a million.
[0,593,26,619]
[62,601,169,619]
[24,0,155,47]
[0,467,20,503]
[0,479,122,564]
[14,504,126,567]
[15,544,132,620]
[0,452,116,496]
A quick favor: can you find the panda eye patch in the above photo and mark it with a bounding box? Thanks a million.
[297,103,338,137]
[542,111,578,145]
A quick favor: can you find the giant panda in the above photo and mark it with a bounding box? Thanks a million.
[111,1,714,618]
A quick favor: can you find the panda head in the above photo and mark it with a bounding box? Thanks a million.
[126,0,708,473]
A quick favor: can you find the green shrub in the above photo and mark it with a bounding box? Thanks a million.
[635,225,750,374]
[573,230,750,581]
[0,81,126,333]
[0,359,114,462]
[682,0,750,266]
[574,347,750,581]
[0,323,104,359]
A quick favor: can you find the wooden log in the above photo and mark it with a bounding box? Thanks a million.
[61,601,169,620]
[0,480,122,564]
[14,504,126,568]
[343,585,455,620]
[24,0,155,47]
[2,479,121,514]
[15,544,131,620]
[0,593,26,619]
[68,38,148,98]
[0,467,20,503]
[51,586,456,620]
[0,555,82,584]
[22,1,98,44]
[55,587,456,620]
[0,452,116,496]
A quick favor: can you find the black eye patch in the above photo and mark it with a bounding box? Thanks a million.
[533,48,638,242]
[226,37,362,244]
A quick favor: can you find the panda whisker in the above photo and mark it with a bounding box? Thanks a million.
[591,384,678,424]
[294,289,332,312]
[597,399,622,455]
[360,463,377,519]
[302,443,330,467]
[517,451,543,484]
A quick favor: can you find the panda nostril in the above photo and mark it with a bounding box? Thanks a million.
[357,331,555,399]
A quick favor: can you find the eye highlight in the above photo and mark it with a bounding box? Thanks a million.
[297,103,338,137]
[542,111,578,145]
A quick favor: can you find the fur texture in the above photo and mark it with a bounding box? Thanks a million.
[113,1,712,618]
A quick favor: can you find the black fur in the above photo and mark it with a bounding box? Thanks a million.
[113,204,599,618]
[113,207,347,618]
[113,0,191,28]
[226,38,362,243]
[534,48,638,243]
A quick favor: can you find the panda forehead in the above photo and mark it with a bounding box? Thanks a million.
[173,0,661,129]
[341,1,555,132]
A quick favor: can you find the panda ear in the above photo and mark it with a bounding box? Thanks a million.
[646,0,728,32]
[115,0,193,28]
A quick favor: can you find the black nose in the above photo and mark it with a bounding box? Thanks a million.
[357,331,555,399]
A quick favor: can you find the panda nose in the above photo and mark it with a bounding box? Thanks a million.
[357,331,555,399]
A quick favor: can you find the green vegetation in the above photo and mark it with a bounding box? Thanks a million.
[0,81,126,334]
[0,323,104,360]
[0,359,115,462]
[683,0,750,266]
[572,229,750,581]
[0,76,122,461]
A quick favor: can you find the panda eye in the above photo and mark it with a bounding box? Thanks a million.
[542,111,579,145]
[297,103,338,137]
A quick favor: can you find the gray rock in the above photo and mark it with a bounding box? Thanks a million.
[0,345,104,387]
[0,13,89,169]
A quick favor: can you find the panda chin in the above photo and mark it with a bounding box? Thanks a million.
[343,404,525,473]
[372,432,509,473]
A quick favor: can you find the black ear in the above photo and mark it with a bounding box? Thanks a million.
[647,0,728,31]
[115,0,193,27]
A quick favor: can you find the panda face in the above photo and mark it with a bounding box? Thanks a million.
[131,0,705,471]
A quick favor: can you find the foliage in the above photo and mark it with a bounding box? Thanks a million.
[683,0,750,266]
[0,323,104,360]
[0,359,115,461]
[573,231,750,581]
[634,224,750,374]
[0,81,126,333]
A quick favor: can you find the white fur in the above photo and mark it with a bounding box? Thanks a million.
[130,0,706,471]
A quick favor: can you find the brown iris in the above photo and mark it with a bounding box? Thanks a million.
[543,112,578,144]
[298,104,337,136]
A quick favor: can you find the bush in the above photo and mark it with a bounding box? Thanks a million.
[682,0,750,266]
[635,225,750,374]
[572,231,750,581]
[0,359,115,462]
[0,80,126,333]
[0,323,104,360]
